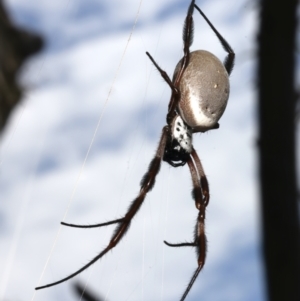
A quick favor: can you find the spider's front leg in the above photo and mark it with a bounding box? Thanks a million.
[164,148,209,301]
[146,0,195,126]
[35,126,169,290]
[194,4,235,75]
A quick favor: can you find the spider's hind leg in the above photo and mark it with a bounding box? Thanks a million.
[164,150,209,301]
[164,151,208,260]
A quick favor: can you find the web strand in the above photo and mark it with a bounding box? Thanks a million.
[34,0,144,295]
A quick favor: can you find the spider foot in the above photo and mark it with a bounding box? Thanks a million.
[164,240,197,247]
[61,218,124,228]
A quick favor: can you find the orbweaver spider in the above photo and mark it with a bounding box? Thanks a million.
[36,1,235,300]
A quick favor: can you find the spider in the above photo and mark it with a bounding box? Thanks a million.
[35,1,234,300]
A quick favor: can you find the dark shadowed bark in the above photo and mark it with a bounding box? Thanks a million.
[0,1,43,134]
[258,1,300,301]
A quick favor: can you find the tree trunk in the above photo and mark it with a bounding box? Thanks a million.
[257,0,300,300]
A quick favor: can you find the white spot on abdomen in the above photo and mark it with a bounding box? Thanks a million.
[189,93,217,128]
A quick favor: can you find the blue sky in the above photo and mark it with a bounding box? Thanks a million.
[0,0,266,301]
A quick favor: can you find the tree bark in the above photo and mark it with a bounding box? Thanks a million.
[0,1,43,134]
[258,1,300,301]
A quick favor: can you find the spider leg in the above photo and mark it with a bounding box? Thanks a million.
[35,127,169,290]
[180,266,202,301]
[191,148,209,206]
[145,51,179,95]
[164,150,208,301]
[146,0,195,125]
[181,153,208,301]
[61,218,124,228]
[173,0,195,86]
[167,0,195,123]
[164,148,209,247]
[164,241,196,247]
[194,4,235,75]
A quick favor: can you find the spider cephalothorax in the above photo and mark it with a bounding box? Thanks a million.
[36,1,234,300]
[163,115,193,167]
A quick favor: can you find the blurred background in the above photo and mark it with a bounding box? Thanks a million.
[0,0,282,300]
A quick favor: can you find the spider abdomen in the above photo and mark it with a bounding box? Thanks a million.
[173,50,230,132]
